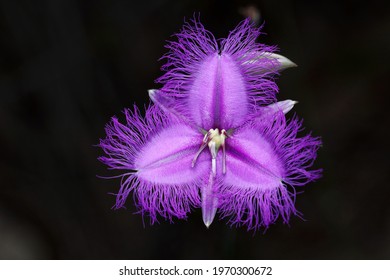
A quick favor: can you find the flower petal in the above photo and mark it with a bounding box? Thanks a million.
[216,128,293,230]
[99,105,210,221]
[216,114,321,230]
[135,124,209,184]
[187,53,250,129]
[148,89,206,133]
[157,18,281,130]
[201,172,219,228]
[134,124,211,221]
[224,128,284,190]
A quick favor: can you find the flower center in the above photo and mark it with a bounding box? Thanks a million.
[192,128,227,177]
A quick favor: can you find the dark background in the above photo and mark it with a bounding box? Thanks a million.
[1,0,389,259]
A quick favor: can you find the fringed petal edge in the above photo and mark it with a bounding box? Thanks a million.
[112,174,202,223]
[260,113,323,186]
[99,105,204,221]
[220,18,281,107]
[156,16,218,97]
[218,182,300,231]
[218,113,321,231]
[157,17,281,110]
[98,104,170,171]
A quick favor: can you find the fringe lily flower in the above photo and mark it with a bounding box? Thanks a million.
[99,19,321,230]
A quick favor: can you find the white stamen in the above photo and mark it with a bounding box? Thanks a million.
[191,132,210,167]
[209,141,217,176]
[221,129,227,174]
[192,128,227,177]
[211,158,217,176]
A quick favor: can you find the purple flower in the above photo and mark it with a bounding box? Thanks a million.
[99,19,321,231]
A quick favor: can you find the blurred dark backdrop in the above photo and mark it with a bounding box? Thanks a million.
[1,0,389,259]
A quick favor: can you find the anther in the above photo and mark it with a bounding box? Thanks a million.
[192,128,228,177]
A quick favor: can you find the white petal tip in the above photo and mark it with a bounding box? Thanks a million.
[259,52,297,71]
[281,99,298,114]
[201,174,218,230]
[272,53,297,71]
[201,202,217,229]
[266,99,298,115]
[285,59,298,68]
[203,220,212,228]
[148,89,157,98]
[202,212,216,229]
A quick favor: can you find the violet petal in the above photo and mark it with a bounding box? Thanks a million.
[201,172,219,228]
[187,53,250,129]
[135,124,209,185]
[157,18,281,130]
[224,128,283,190]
